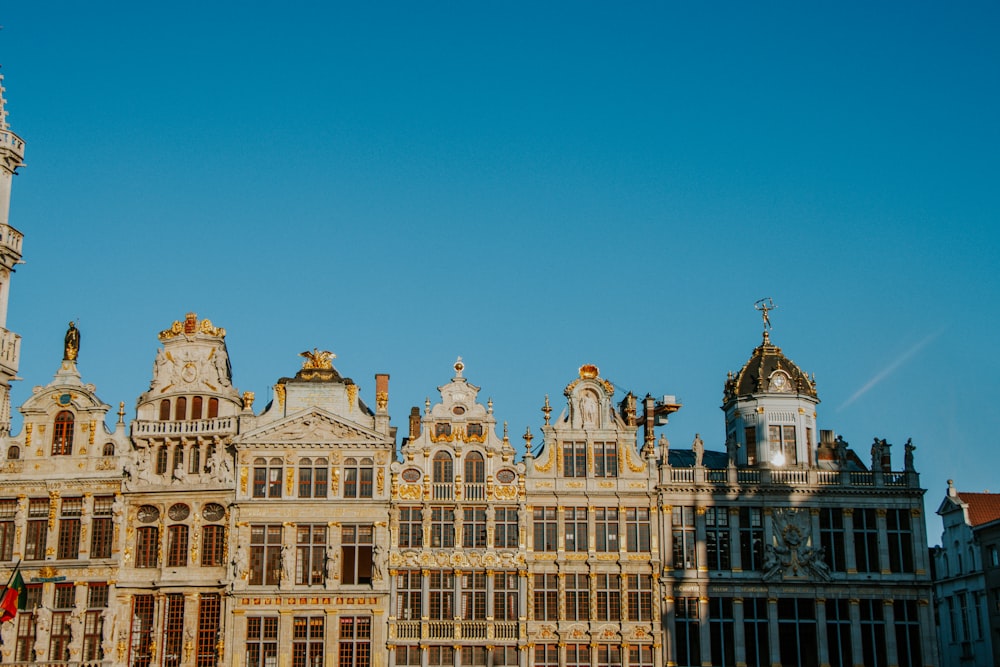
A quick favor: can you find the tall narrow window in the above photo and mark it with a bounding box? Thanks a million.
[566,573,590,621]
[159,400,171,421]
[627,507,651,553]
[627,574,652,621]
[709,597,735,667]
[299,458,328,498]
[191,396,204,420]
[201,524,226,567]
[135,526,159,568]
[196,594,221,667]
[596,573,620,621]
[432,452,453,499]
[25,498,49,561]
[128,594,155,667]
[777,598,818,667]
[533,507,557,552]
[596,508,619,552]
[398,507,423,548]
[853,508,879,573]
[338,616,371,667]
[48,583,75,661]
[207,397,219,418]
[859,599,887,667]
[292,616,325,667]
[57,497,82,560]
[341,525,373,585]
[162,593,185,667]
[156,446,169,475]
[819,508,846,572]
[768,425,797,465]
[493,571,518,621]
[533,574,558,621]
[52,410,74,455]
[431,507,455,548]
[0,499,15,560]
[462,507,487,548]
[562,442,587,477]
[461,572,486,620]
[246,617,278,667]
[825,599,852,667]
[744,426,757,464]
[396,570,422,621]
[494,507,518,549]
[564,507,588,552]
[464,451,485,500]
[594,442,618,477]
[887,509,914,573]
[167,525,189,567]
[296,524,327,586]
[358,458,374,498]
[253,458,283,498]
[672,506,697,569]
[188,444,201,475]
[894,600,923,667]
[705,507,730,570]
[675,597,701,667]
[743,598,770,667]
[249,524,282,585]
[83,583,108,662]
[174,396,187,421]
[429,570,454,620]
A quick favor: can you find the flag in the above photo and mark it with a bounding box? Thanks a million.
[0,568,25,623]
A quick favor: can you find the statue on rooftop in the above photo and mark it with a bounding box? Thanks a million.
[64,322,80,362]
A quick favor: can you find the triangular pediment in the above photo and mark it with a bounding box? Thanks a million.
[239,408,388,445]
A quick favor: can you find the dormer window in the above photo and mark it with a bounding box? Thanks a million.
[7,446,19,460]
[466,423,483,438]
[435,423,452,438]
[52,411,74,455]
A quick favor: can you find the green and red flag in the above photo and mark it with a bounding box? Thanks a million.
[0,567,25,622]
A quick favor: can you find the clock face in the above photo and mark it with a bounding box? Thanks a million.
[201,503,225,521]
[168,503,190,521]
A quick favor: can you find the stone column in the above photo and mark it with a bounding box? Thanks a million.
[815,596,829,667]
[843,509,857,574]
[849,598,863,667]
[731,597,746,667]
[729,508,742,571]
[767,597,780,667]
[876,509,891,575]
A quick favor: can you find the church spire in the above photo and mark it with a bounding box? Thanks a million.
[0,68,25,435]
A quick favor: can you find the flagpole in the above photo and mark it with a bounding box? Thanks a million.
[2,559,21,591]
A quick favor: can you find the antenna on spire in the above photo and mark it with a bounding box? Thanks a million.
[754,298,776,342]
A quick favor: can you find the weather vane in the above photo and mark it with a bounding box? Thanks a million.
[754,298,776,331]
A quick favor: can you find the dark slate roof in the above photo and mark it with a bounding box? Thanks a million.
[723,331,817,401]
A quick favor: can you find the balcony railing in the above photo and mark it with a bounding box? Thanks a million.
[132,416,236,436]
[0,223,24,257]
[432,483,453,500]
[395,621,420,639]
[666,466,914,489]
[460,621,487,639]
[494,621,519,640]
[390,620,520,642]
[464,482,486,500]
[427,621,453,639]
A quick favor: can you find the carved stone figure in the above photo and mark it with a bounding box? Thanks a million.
[581,393,598,426]
[325,546,338,582]
[658,435,669,464]
[232,544,249,580]
[281,544,294,582]
[692,433,704,467]
[835,435,848,468]
[904,438,916,472]
[870,437,882,469]
[63,322,80,362]
[371,543,383,584]
[763,508,832,582]
[206,447,235,484]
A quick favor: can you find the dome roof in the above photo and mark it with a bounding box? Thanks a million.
[724,331,817,402]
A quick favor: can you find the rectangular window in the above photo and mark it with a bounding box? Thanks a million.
[819,508,846,572]
[596,644,621,667]
[359,467,373,498]
[428,646,454,667]
[25,498,49,561]
[395,646,421,666]
[743,598,770,667]
[566,573,590,621]
[246,616,279,667]
[709,597,735,667]
[627,507,651,553]
[533,573,558,621]
[566,643,591,667]
[564,507,588,553]
[853,508,880,573]
[253,459,283,498]
[162,593,185,667]
[629,645,654,667]
[0,499,15,560]
[430,507,455,548]
[887,509,914,573]
[296,524,327,586]
[83,583,108,662]
[461,571,486,620]
[563,442,587,477]
[166,524,189,567]
[894,600,923,667]
[534,644,559,667]
[744,426,757,465]
[859,599,887,667]
[429,570,454,620]
[201,524,226,567]
[128,594,155,667]
[196,593,221,667]
[396,570,422,621]
[57,497,82,560]
[672,506,697,569]
[494,571,518,621]
[342,525,374,585]
[595,573,620,622]
[462,507,487,549]
[705,508,730,570]
[626,574,652,621]
[595,508,619,552]
[777,598,818,667]
[533,507,557,552]
[461,646,487,666]
[594,442,618,478]
[768,424,797,465]
[494,507,518,549]
[249,524,282,586]
[293,616,325,667]
[825,599,852,667]
[398,507,423,548]
[90,495,114,559]
[48,583,75,661]
[738,509,763,572]
[675,597,701,667]
[135,526,159,568]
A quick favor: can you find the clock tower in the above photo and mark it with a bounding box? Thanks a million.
[0,71,25,434]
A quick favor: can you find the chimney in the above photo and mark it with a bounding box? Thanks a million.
[409,407,421,440]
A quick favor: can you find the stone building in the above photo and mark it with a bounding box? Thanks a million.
[0,72,938,667]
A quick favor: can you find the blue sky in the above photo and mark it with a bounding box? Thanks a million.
[2,2,998,542]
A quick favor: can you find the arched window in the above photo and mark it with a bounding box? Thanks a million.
[359,458,374,498]
[299,458,329,498]
[252,457,283,498]
[174,397,187,421]
[159,400,170,421]
[52,411,75,455]
[156,446,169,475]
[207,398,219,419]
[344,458,358,498]
[433,452,453,500]
[7,445,19,460]
[172,446,184,474]
[188,444,201,475]
[102,442,115,456]
[191,396,204,420]
[464,452,485,500]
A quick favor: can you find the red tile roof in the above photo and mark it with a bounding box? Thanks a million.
[957,492,1000,526]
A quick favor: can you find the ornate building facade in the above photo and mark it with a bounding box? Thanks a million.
[0,75,937,667]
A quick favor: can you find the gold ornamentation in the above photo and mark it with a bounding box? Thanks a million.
[300,348,335,370]
[399,484,421,500]
[240,466,248,494]
[625,446,645,473]
[286,467,295,495]
[376,468,385,495]
[376,391,388,410]
[24,423,31,447]
[347,383,358,408]
[242,392,255,410]
[579,364,599,379]
[274,383,286,408]
[533,449,555,473]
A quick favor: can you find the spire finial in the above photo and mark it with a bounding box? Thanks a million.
[117,402,126,425]
[454,356,464,378]
[754,297,776,343]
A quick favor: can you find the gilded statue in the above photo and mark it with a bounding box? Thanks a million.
[300,348,335,370]
[64,322,80,362]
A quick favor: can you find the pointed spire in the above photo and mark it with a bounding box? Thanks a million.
[0,71,8,132]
